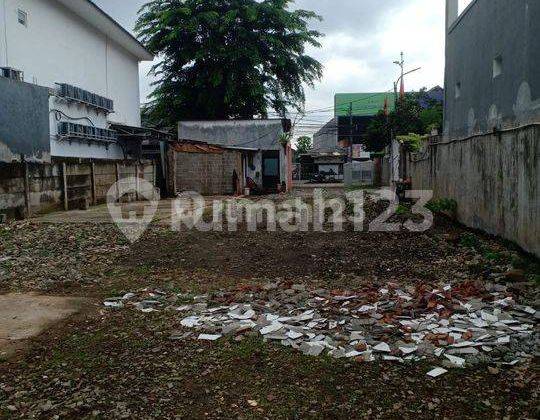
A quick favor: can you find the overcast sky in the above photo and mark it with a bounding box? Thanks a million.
[93,0,447,129]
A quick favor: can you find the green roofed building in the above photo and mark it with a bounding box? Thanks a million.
[334,93,394,117]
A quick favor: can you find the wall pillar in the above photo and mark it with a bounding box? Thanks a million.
[135,164,140,201]
[115,162,120,202]
[23,161,31,217]
[90,162,97,206]
[446,0,459,31]
[0,0,8,67]
[62,162,68,211]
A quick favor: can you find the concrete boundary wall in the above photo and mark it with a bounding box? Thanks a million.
[408,125,539,256]
[0,160,157,218]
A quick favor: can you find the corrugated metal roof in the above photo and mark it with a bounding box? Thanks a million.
[172,143,224,154]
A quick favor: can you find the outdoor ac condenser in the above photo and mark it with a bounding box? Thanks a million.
[57,83,114,113]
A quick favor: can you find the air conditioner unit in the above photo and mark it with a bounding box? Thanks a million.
[0,67,24,82]
[57,83,114,112]
[57,122,118,143]
[58,122,70,136]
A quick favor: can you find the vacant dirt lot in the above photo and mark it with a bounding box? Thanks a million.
[0,196,538,418]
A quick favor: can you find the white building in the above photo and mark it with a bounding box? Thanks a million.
[0,0,153,160]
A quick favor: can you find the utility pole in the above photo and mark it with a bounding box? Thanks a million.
[393,52,421,107]
[348,102,353,161]
[400,51,405,93]
[393,52,405,105]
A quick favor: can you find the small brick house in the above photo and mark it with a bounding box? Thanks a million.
[168,142,246,196]
[172,119,293,195]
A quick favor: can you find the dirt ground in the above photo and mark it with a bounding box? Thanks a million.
[0,294,86,359]
[0,194,538,418]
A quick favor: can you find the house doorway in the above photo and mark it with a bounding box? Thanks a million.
[262,150,280,192]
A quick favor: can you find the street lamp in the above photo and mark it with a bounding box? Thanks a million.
[393,67,422,105]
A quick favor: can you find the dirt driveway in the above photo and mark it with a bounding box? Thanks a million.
[0,294,86,359]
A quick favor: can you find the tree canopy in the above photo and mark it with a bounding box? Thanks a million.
[364,90,443,152]
[295,136,313,155]
[136,0,323,128]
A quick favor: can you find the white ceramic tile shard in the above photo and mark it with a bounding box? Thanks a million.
[427,367,448,378]
[107,281,538,367]
[228,309,256,320]
[383,355,404,362]
[104,301,124,308]
[445,354,466,367]
[481,311,498,323]
[286,330,304,340]
[198,334,222,341]
[181,316,200,328]
[373,342,391,353]
[299,342,325,356]
[399,346,418,355]
[260,322,284,335]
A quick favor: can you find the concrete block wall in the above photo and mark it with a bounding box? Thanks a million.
[0,160,157,218]
[28,163,63,214]
[174,150,243,196]
[93,163,117,204]
[65,163,92,209]
[0,163,29,217]
[408,125,540,257]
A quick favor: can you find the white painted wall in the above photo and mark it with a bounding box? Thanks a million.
[0,0,145,159]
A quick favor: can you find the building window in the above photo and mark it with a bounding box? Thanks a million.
[17,9,28,26]
[493,55,503,78]
[455,82,461,99]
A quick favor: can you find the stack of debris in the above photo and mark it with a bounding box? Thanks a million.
[104,281,538,374]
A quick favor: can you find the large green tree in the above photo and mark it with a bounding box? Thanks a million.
[295,135,313,155]
[136,0,323,127]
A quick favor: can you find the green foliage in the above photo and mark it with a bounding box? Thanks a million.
[364,89,443,152]
[483,251,506,264]
[136,0,323,127]
[396,133,427,152]
[459,233,481,250]
[279,132,292,146]
[426,198,458,214]
[364,111,390,153]
[395,204,408,215]
[420,103,443,134]
[295,136,313,155]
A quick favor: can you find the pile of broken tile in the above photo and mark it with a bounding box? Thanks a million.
[104,281,538,374]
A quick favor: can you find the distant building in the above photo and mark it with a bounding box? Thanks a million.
[419,86,444,109]
[0,0,154,162]
[312,118,337,152]
[176,119,292,193]
[444,0,540,139]
[334,92,395,118]
[312,93,394,161]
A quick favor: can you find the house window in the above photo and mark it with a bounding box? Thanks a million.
[455,82,462,99]
[17,9,28,27]
[493,55,503,78]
